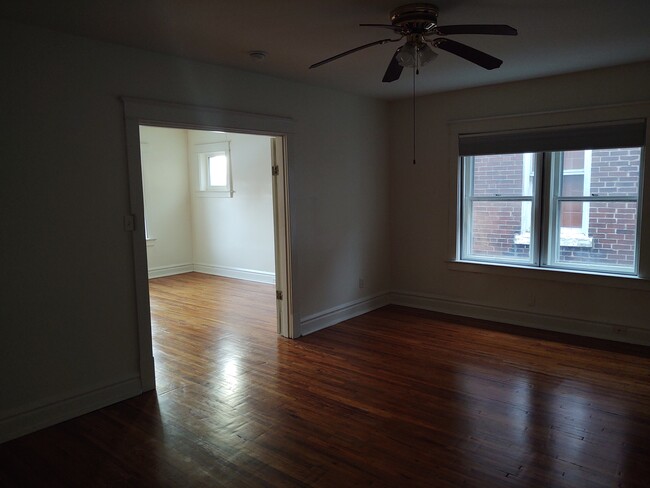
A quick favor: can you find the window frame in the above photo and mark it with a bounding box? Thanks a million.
[447,103,650,282]
[195,142,233,198]
[206,151,230,190]
[460,148,642,276]
[461,153,542,266]
[545,149,641,274]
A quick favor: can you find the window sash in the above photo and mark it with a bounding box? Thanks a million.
[195,141,233,197]
[546,151,639,273]
[461,154,542,265]
[207,152,229,189]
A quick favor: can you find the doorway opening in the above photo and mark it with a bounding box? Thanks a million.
[139,126,281,391]
[140,127,277,288]
[123,98,295,392]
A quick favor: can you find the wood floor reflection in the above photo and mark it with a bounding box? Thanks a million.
[1,272,649,487]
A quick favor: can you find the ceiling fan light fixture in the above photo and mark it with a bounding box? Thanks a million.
[396,42,437,67]
[396,43,416,67]
[418,44,438,66]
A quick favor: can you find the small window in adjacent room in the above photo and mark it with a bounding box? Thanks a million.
[197,142,233,197]
[208,153,229,188]
[458,120,646,276]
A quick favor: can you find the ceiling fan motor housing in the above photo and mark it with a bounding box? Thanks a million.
[309,2,514,80]
[390,3,439,33]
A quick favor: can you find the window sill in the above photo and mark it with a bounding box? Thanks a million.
[195,190,234,198]
[448,259,649,290]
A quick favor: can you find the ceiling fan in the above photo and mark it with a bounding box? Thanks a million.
[310,3,517,82]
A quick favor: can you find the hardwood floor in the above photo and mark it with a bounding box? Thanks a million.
[1,272,649,487]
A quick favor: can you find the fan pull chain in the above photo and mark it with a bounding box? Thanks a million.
[413,61,417,165]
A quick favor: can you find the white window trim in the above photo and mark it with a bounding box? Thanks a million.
[447,101,650,280]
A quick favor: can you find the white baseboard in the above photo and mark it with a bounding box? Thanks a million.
[0,376,142,444]
[148,264,194,279]
[144,266,649,345]
[193,264,276,284]
[391,290,650,346]
[147,264,275,284]
[301,292,391,336]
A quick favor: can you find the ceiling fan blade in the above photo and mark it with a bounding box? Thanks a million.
[382,47,404,83]
[433,38,503,70]
[360,23,402,33]
[435,24,518,36]
[310,38,399,69]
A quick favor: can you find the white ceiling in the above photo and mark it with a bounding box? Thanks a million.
[4,0,650,100]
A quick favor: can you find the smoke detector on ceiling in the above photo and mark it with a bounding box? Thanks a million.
[248,51,268,61]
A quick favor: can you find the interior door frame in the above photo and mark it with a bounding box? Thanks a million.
[122,97,296,392]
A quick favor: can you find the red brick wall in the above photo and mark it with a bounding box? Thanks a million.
[470,153,528,259]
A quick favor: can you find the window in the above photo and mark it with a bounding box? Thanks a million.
[459,121,646,275]
[197,142,233,197]
[208,153,228,188]
[463,152,537,264]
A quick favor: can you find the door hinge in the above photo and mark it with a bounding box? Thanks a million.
[276,290,283,300]
[272,165,279,176]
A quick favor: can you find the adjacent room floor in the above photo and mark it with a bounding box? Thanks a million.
[1,272,649,487]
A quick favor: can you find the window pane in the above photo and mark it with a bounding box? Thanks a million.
[561,174,584,197]
[590,147,641,197]
[471,153,533,197]
[468,200,532,261]
[562,150,585,171]
[208,154,228,187]
[560,147,640,197]
[561,200,584,228]
[555,201,637,271]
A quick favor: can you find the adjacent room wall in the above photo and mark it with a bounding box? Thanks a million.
[139,127,276,282]
[0,20,391,442]
[187,130,276,283]
[139,126,194,277]
[389,62,650,345]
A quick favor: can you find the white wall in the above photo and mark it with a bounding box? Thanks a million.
[389,62,650,345]
[0,20,391,442]
[188,130,276,282]
[139,126,193,276]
